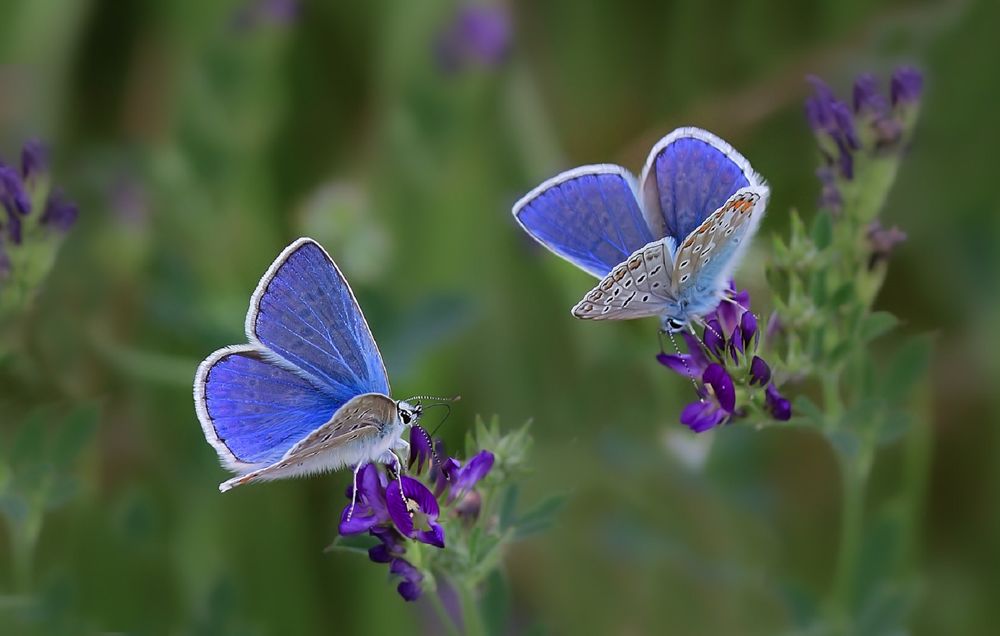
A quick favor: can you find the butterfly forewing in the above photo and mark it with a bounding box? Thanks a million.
[513,165,654,278]
[572,237,675,320]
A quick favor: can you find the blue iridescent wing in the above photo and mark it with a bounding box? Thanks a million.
[671,187,770,316]
[246,238,390,399]
[513,165,655,278]
[639,127,763,244]
[195,345,342,470]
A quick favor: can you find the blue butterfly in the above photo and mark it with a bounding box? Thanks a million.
[194,238,422,493]
[513,127,769,333]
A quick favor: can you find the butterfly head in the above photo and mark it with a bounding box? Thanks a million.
[661,316,687,334]
[396,401,423,428]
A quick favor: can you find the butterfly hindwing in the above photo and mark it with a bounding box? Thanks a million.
[672,186,769,303]
[639,127,762,243]
[513,165,655,278]
[247,237,390,401]
[572,237,676,320]
[218,393,397,492]
[195,345,342,471]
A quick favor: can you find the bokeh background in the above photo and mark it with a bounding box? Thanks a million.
[1,0,998,634]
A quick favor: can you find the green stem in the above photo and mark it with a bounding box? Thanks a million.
[829,437,874,630]
[428,589,463,636]
[458,579,487,636]
[821,372,843,428]
[900,378,932,570]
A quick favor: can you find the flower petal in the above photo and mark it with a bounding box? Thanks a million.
[703,318,725,356]
[408,425,434,473]
[386,476,444,547]
[390,558,424,601]
[765,384,792,421]
[656,353,700,378]
[749,356,771,386]
[703,363,735,413]
[451,450,494,497]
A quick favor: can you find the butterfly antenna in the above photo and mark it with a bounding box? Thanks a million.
[415,406,450,469]
[698,316,724,342]
[404,394,461,404]
[666,329,702,397]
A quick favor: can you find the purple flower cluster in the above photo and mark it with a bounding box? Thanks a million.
[658,284,791,433]
[338,425,494,601]
[434,5,511,73]
[0,139,78,261]
[805,66,923,184]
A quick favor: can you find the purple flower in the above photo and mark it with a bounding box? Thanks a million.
[765,384,792,421]
[656,331,709,378]
[435,5,511,73]
[390,558,424,602]
[231,0,299,30]
[386,476,445,548]
[368,526,405,564]
[816,166,842,214]
[339,464,390,535]
[867,221,907,268]
[408,424,434,473]
[40,190,78,233]
[20,139,48,184]
[448,450,494,501]
[0,164,31,244]
[749,356,771,386]
[890,66,923,107]
[680,364,736,433]
[660,285,792,429]
[852,73,889,118]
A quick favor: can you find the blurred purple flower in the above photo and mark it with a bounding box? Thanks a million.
[867,220,907,268]
[20,139,47,184]
[816,166,843,214]
[435,5,511,73]
[231,0,299,31]
[40,190,78,233]
[890,66,924,107]
[749,355,771,386]
[680,364,736,433]
[0,163,31,244]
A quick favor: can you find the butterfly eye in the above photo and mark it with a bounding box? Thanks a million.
[666,318,685,332]
[400,411,411,425]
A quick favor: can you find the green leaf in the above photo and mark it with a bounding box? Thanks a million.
[482,570,510,636]
[810,267,828,307]
[810,211,833,249]
[791,395,823,425]
[881,335,934,403]
[53,405,99,466]
[515,494,568,538]
[498,484,520,531]
[859,311,899,343]
[830,280,856,307]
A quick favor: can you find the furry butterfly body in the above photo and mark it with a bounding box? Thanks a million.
[513,127,769,332]
[193,238,422,492]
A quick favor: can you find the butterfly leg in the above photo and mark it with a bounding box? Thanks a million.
[381,449,407,508]
[345,462,365,523]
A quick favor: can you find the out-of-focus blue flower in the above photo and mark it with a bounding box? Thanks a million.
[435,5,511,73]
[40,191,79,233]
[659,282,792,432]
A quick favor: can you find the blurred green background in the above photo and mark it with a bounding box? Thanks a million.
[1,0,998,634]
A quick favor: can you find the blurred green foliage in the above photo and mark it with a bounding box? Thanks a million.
[1,0,998,634]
